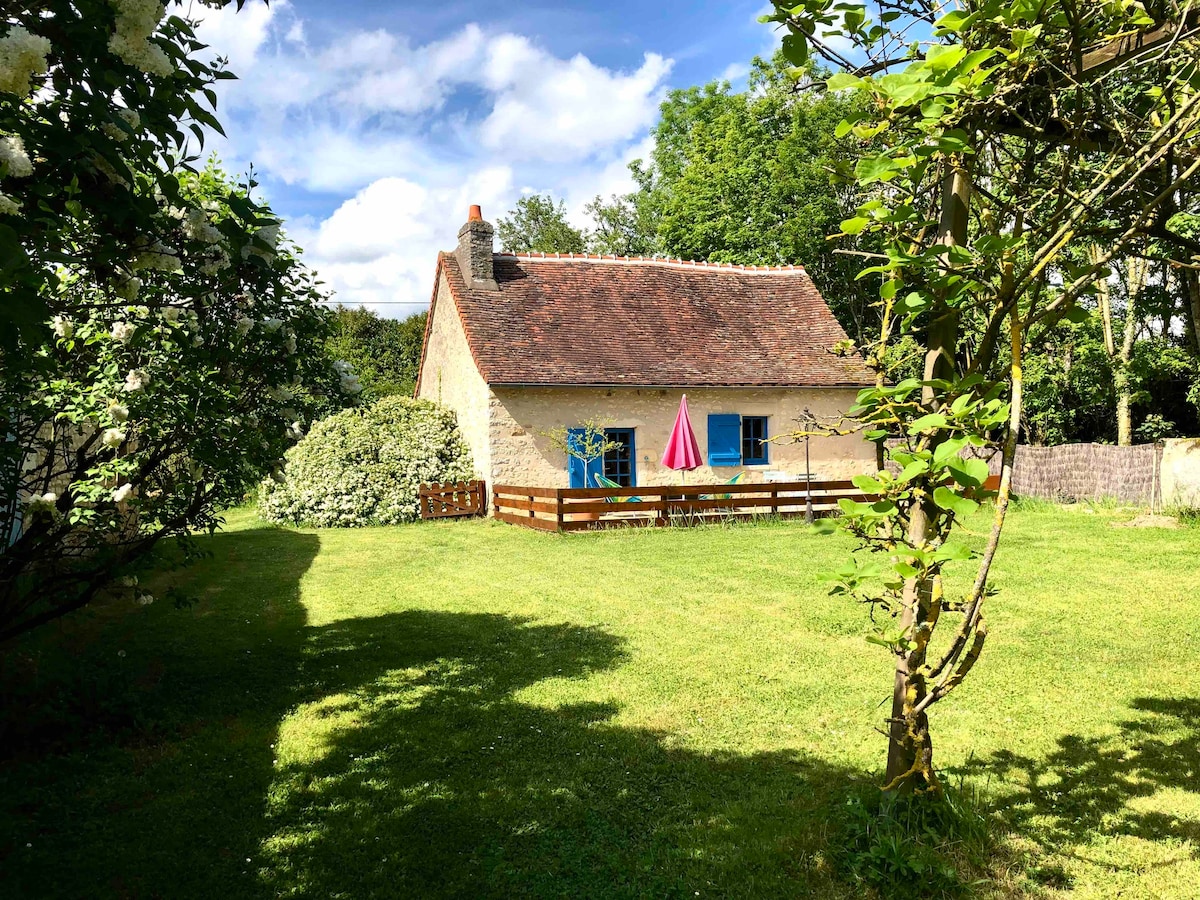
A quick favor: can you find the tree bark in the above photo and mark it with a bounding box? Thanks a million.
[1184,270,1200,357]
[1117,257,1148,446]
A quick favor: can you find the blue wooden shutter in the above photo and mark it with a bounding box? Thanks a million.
[707,414,742,467]
[566,429,604,488]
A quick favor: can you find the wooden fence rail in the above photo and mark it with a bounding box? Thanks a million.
[493,480,870,532]
[419,480,487,520]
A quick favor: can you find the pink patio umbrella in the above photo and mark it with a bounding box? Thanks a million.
[661,394,702,482]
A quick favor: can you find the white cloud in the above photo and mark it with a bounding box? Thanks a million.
[292,168,515,317]
[479,43,671,161]
[191,6,674,316]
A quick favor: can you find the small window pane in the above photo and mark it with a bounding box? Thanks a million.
[603,429,636,487]
[742,416,768,465]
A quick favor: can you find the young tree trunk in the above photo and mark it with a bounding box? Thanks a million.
[884,161,969,794]
[1092,248,1147,446]
[1117,258,1148,446]
[1184,270,1200,357]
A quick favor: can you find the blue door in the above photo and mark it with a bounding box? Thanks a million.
[567,428,604,489]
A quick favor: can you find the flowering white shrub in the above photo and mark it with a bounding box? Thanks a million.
[0,4,351,640]
[259,398,473,528]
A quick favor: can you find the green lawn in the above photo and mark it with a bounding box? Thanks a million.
[2,507,1199,898]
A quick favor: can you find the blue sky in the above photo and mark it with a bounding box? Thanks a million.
[193,0,783,316]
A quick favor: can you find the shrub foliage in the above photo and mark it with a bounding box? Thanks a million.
[259,397,472,527]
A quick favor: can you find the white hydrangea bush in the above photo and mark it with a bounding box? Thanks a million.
[259,397,473,528]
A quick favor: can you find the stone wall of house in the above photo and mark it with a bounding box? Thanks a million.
[487,385,877,489]
[415,271,493,483]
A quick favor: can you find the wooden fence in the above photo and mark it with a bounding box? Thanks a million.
[492,480,871,532]
[419,480,487,520]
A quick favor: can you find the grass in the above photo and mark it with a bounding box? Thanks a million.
[2,505,1199,898]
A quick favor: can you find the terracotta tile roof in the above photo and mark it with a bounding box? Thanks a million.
[433,251,876,388]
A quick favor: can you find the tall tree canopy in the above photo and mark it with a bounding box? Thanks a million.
[326,307,428,399]
[591,57,883,342]
[496,194,587,254]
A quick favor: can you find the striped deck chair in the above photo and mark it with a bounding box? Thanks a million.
[701,471,747,500]
[594,472,641,502]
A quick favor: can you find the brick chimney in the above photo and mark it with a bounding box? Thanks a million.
[456,205,498,292]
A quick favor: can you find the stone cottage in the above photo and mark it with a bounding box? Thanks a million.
[415,206,878,490]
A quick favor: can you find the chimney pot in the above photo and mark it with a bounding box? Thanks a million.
[468,204,482,221]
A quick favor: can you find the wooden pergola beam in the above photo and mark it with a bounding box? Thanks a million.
[1077,10,1200,78]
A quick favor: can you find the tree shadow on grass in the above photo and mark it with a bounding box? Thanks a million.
[954,696,1200,888]
[1,524,872,899]
[257,610,862,899]
[0,526,320,897]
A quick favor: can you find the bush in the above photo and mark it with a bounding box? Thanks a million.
[258,397,472,527]
[833,782,992,899]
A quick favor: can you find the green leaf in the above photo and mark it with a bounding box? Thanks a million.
[852,474,885,495]
[841,216,871,235]
[934,10,970,34]
[933,436,969,465]
[908,413,948,434]
[933,543,975,563]
[933,486,980,517]
[827,72,864,91]
[838,498,874,517]
[948,457,991,488]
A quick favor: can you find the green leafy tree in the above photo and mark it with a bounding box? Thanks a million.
[326,306,428,399]
[767,0,1200,794]
[496,194,587,254]
[0,2,341,639]
[586,57,883,342]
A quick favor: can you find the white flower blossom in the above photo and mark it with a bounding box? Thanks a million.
[0,25,52,98]
[284,332,297,355]
[102,427,127,448]
[0,135,32,178]
[111,320,136,343]
[266,384,294,403]
[132,242,181,272]
[119,575,138,587]
[123,368,150,392]
[198,247,230,274]
[235,316,254,337]
[339,372,363,395]
[112,483,134,503]
[262,317,283,332]
[108,401,130,422]
[0,192,19,216]
[117,275,142,301]
[162,306,180,324]
[107,0,173,78]
[52,315,74,339]
[288,421,304,441]
[103,107,142,142]
[333,359,354,374]
[183,207,221,244]
[136,593,154,606]
[28,491,57,508]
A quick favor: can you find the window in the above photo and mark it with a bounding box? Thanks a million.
[603,428,636,487]
[707,413,769,467]
[742,416,769,465]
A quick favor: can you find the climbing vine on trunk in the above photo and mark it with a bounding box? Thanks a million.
[765,0,1200,793]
